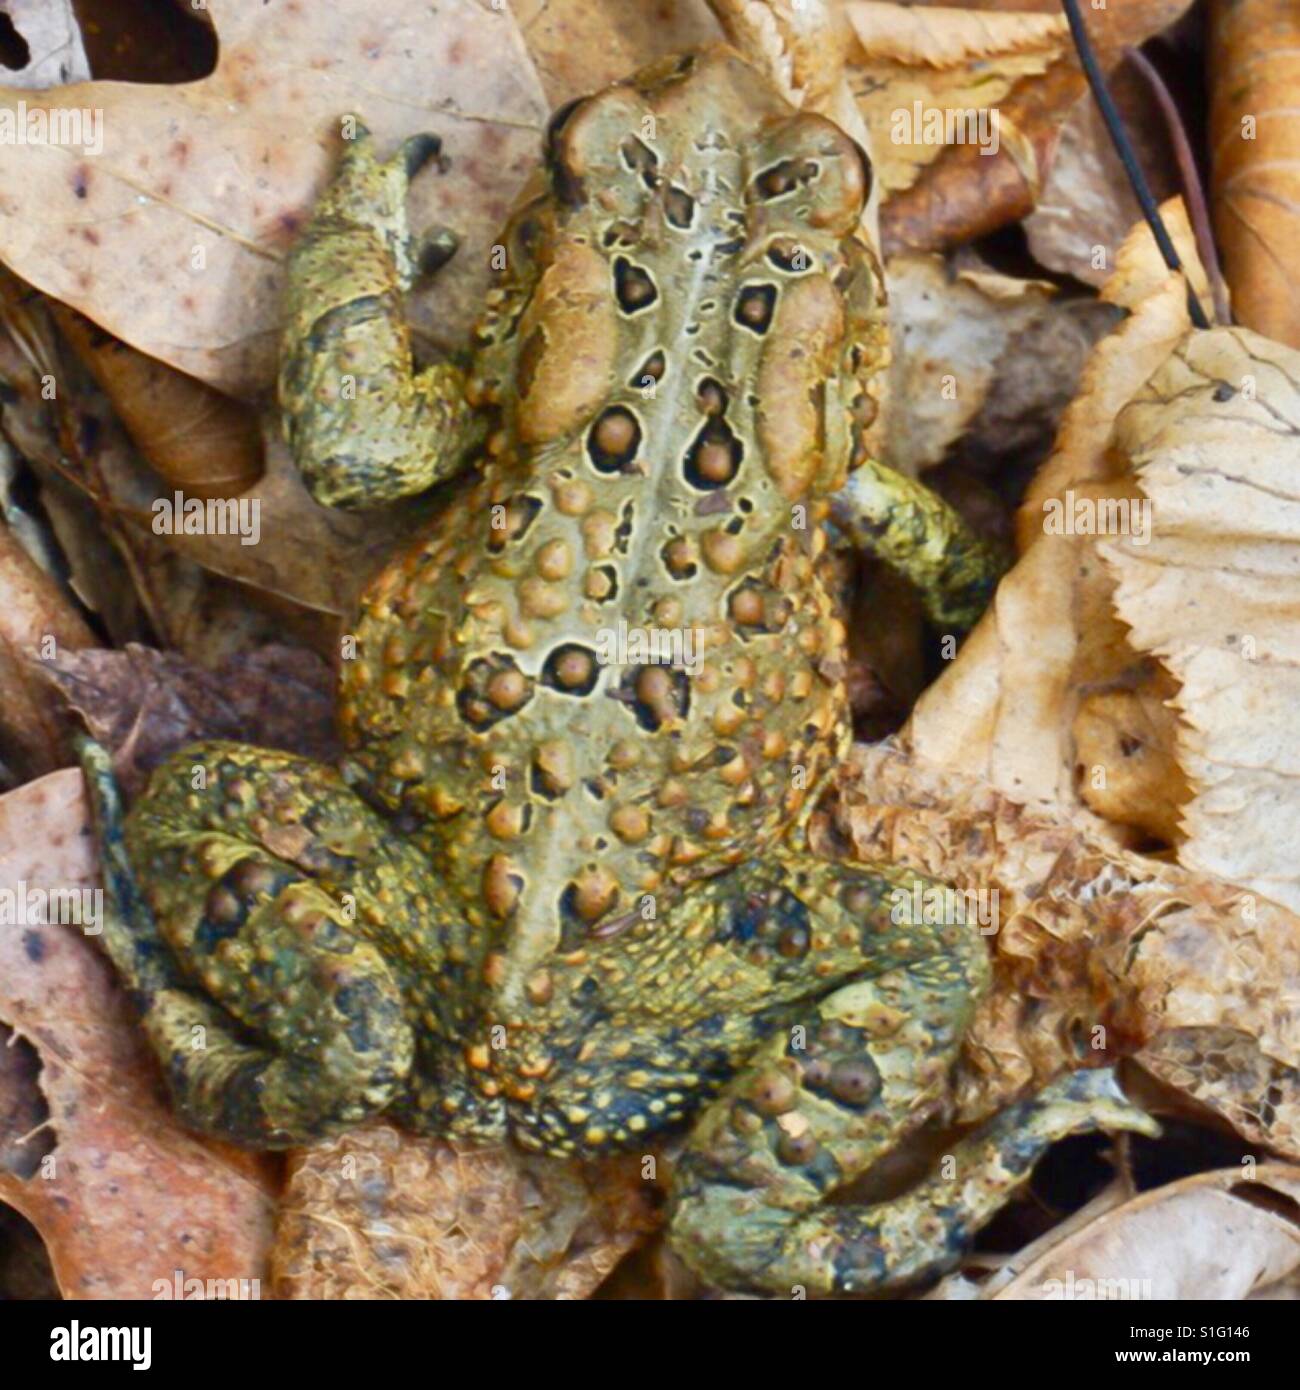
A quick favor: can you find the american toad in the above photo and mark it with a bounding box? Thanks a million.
[81,48,1153,1295]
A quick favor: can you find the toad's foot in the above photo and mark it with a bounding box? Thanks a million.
[279,119,485,509]
[671,965,1158,1297]
[79,737,454,1147]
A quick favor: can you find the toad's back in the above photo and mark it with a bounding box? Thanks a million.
[337,49,887,1011]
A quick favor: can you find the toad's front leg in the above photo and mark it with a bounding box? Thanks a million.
[279,120,486,508]
[668,858,1158,1296]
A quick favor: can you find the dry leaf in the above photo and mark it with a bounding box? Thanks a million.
[0,0,547,395]
[1024,63,1180,289]
[1102,326,1300,911]
[272,1124,659,1300]
[844,1,1068,197]
[877,0,1193,256]
[0,0,89,89]
[0,519,94,781]
[910,201,1205,817]
[884,253,1099,476]
[52,304,265,499]
[1210,0,1300,348]
[994,1166,1300,1299]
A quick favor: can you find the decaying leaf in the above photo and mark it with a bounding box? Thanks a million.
[0,769,277,1299]
[272,1124,660,1300]
[39,641,337,796]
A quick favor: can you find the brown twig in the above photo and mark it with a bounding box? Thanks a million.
[1124,45,1231,325]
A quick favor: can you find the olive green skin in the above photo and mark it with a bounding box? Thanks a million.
[81,48,1151,1296]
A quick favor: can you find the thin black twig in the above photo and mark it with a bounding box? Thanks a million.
[1061,0,1211,329]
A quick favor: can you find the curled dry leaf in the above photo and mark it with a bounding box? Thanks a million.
[1101,326,1300,912]
[52,304,265,499]
[0,769,277,1298]
[843,1,1068,198]
[1210,0,1300,348]
[993,1166,1300,1299]
[0,0,547,395]
[910,202,1205,821]
[272,1124,660,1300]
[875,0,1193,256]
[828,740,1300,1158]
[708,0,857,109]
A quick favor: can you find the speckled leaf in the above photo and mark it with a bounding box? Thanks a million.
[0,0,547,395]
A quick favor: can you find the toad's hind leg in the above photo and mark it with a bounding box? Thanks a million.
[669,858,1158,1296]
[279,120,485,509]
[79,738,449,1148]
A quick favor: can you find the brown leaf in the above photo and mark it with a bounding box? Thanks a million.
[845,1,1069,200]
[0,520,95,782]
[879,0,1194,255]
[993,1166,1300,1299]
[0,0,548,394]
[1023,62,1180,288]
[1210,0,1300,348]
[52,304,264,499]
[41,641,337,795]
